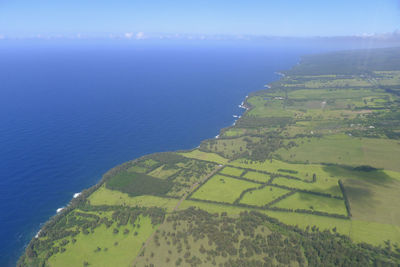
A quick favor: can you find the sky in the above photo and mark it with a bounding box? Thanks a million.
[0,0,399,38]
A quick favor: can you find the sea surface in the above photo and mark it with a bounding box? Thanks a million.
[0,39,364,266]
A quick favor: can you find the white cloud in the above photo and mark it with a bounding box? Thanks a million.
[124,32,134,39]
[135,32,145,39]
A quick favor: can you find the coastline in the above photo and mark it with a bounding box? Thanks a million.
[18,46,400,266]
[22,69,283,260]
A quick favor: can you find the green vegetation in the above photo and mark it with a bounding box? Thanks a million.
[271,176,342,197]
[190,174,258,204]
[242,171,271,183]
[20,47,400,266]
[106,171,173,197]
[240,186,290,207]
[219,166,244,177]
[271,192,348,216]
[48,216,154,267]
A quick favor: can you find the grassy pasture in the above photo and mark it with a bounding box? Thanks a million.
[179,150,228,164]
[147,165,180,179]
[231,158,332,182]
[89,186,178,211]
[272,192,347,215]
[303,77,372,88]
[219,166,244,177]
[271,176,342,197]
[201,137,250,158]
[190,174,258,204]
[221,128,246,137]
[342,176,400,227]
[287,88,386,100]
[246,96,296,118]
[242,171,271,183]
[48,216,155,267]
[276,135,400,172]
[240,186,291,207]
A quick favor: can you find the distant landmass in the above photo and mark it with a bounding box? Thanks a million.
[19,47,400,266]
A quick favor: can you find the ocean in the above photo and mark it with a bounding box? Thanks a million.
[0,39,350,265]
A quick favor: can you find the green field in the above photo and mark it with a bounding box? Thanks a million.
[191,174,258,203]
[272,192,348,216]
[242,171,271,183]
[240,186,291,207]
[48,216,155,267]
[219,166,244,177]
[276,135,400,172]
[89,186,179,211]
[179,150,228,164]
[271,176,342,197]
[147,165,180,179]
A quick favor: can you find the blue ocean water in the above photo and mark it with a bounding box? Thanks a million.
[0,40,347,266]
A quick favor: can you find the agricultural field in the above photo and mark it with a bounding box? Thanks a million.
[276,134,400,172]
[242,171,271,183]
[271,192,347,216]
[190,174,258,203]
[240,186,290,207]
[271,176,342,197]
[218,166,244,177]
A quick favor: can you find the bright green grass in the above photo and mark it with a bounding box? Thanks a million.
[276,135,400,172]
[179,150,228,164]
[288,88,387,100]
[246,96,295,118]
[222,128,246,137]
[48,216,154,267]
[242,171,271,183]
[272,192,347,215]
[272,176,342,197]
[219,166,244,177]
[231,158,334,183]
[191,175,258,203]
[303,78,372,88]
[240,186,291,207]
[147,165,179,179]
[89,186,178,212]
[350,219,400,246]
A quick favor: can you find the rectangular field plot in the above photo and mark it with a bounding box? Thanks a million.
[272,176,342,197]
[219,166,244,177]
[147,165,180,179]
[240,186,291,207]
[272,192,347,216]
[191,174,258,204]
[243,171,270,183]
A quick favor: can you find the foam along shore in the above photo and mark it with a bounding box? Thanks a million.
[73,192,81,198]
[56,207,64,214]
[34,230,41,239]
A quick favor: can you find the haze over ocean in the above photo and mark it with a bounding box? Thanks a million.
[0,40,357,266]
